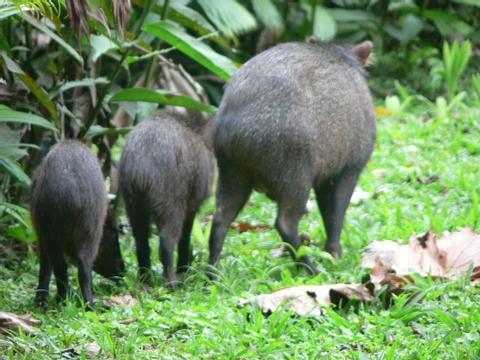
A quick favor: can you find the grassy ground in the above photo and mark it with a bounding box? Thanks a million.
[1,102,480,359]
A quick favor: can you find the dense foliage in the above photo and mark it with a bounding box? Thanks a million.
[1,1,480,356]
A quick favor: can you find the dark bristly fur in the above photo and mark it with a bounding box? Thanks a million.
[208,41,377,273]
[31,140,124,306]
[119,111,214,287]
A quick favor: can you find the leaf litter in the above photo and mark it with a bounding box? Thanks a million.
[243,227,480,317]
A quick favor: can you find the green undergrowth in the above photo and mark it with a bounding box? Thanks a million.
[2,103,480,359]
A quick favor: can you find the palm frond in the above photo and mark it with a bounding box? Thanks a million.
[251,0,284,32]
[196,0,257,38]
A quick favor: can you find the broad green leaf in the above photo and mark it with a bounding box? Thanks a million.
[168,3,229,48]
[91,34,118,62]
[18,73,58,120]
[385,15,423,43]
[0,157,31,185]
[424,10,473,36]
[452,0,480,5]
[110,88,217,113]
[0,105,57,131]
[22,14,84,66]
[196,0,257,38]
[330,9,377,23]
[143,20,237,80]
[251,0,284,31]
[132,0,228,46]
[49,77,109,98]
[313,6,336,42]
[0,51,23,74]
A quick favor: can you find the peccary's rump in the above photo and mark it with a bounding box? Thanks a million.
[31,140,120,305]
[119,111,214,285]
[209,41,376,270]
[214,42,376,194]
[31,141,107,263]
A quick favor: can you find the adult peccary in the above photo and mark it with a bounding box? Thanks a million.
[119,110,214,287]
[208,40,376,273]
[31,140,124,306]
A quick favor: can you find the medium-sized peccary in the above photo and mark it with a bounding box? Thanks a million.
[31,140,124,306]
[209,40,376,273]
[119,110,214,287]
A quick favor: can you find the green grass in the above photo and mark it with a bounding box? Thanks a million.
[2,103,480,359]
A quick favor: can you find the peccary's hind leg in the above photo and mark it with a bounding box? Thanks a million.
[177,209,196,273]
[275,188,318,275]
[158,215,184,288]
[208,165,252,267]
[126,202,152,282]
[315,168,361,258]
[49,246,68,303]
[35,240,52,305]
[77,256,94,307]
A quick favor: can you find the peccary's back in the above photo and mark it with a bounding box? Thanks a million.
[214,42,376,187]
[119,112,214,216]
[30,140,107,256]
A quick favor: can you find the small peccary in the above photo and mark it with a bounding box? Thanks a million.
[119,110,214,287]
[209,41,376,273]
[31,140,124,306]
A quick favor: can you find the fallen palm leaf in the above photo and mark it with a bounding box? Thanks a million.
[239,284,374,317]
[0,312,40,335]
[361,228,480,284]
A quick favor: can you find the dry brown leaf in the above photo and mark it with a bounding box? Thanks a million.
[270,245,286,258]
[113,0,131,36]
[103,295,138,308]
[119,318,137,325]
[0,312,40,336]
[239,284,374,317]
[362,228,480,283]
[410,322,426,338]
[65,0,91,38]
[350,187,370,205]
[231,221,270,233]
[367,257,413,293]
[85,342,101,356]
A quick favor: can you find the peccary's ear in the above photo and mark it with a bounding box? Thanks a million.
[352,41,373,66]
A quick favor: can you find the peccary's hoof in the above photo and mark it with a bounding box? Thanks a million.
[299,256,320,276]
[205,265,221,282]
[139,271,153,286]
[176,265,190,274]
[34,290,49,307]
[324,244,342,259]
[165,280,179,290]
